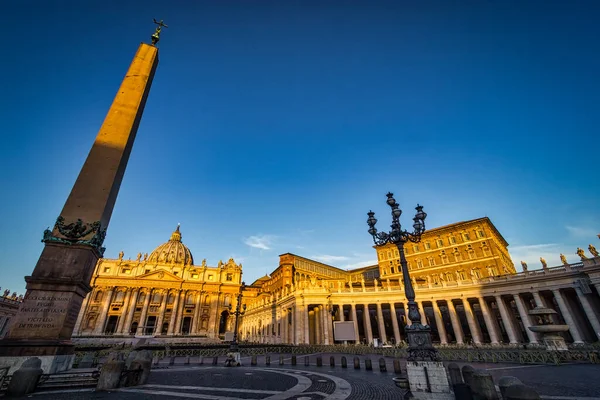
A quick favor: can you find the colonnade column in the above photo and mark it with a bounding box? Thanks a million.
[575,286,600,340]
[495,295,518,344]
[323,305,333,345]
[167,290,181,335]
[363,304,373,344]
[115,288,133,334]
[136,288,153,335]
[303,304,310,344]
[315,306,322,344]
[93,286,115,335]
[419,301,428,325]
[552,289,584,344]
[462,299,482,344]
[432,301,448,345]
[73,292,92,335]
[389,303,401,344]
[513,294,538,344]
[121,288,139,335]
[532,292,545,308]
[350,304,360,343]
[155,291,168,335]
[376,303,387,344]
[447,300,464,344]
[477,297,499,345]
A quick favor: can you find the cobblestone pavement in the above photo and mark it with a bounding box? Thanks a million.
[29,353,600,400]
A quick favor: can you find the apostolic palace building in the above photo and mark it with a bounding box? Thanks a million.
[72,218,600,348]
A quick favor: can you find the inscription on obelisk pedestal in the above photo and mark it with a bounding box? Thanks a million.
[0,38,160,374]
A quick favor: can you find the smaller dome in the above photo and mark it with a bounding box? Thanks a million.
[148,225,194,265]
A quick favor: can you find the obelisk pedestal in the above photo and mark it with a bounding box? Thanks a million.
[0,42,159,374]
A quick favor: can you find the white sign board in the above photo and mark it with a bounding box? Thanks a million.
[333,321,356,341]
[224,332,234,341]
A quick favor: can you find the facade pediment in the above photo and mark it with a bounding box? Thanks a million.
[137,270,183,282]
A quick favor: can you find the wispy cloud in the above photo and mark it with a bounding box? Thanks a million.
[243,235,276,251]
[509,243,573,271]
[342,260,378,270]
[566,226,597,238]
[311,255,350,264]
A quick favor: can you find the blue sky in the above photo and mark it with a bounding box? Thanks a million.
[1,1,599,294]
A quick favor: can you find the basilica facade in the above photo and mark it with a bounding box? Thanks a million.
[72,218,600,348]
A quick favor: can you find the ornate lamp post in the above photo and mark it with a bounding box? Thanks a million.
[367,192,438,360]
[228,281,246,352]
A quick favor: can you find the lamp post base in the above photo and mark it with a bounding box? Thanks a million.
[406,324,439,361]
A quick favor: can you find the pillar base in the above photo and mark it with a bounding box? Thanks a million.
[0,339,74,374]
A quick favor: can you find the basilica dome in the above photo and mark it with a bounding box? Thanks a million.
[148,225,194,265]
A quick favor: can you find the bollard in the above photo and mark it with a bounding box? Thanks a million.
[471,371,498,400]
[330,356,335,367]
[169,356,176,366]
[126,350,152,387]
[448,363,463,386]
[316,356,323,367]
[152,356,160,366]
[212,356,218,365]
[379,358,387,372]
[97,353,126,391]
[199,356,204,365]
[304,355,310,366]
[291,355,297,366]
[462,365,476,387]
[453,383,474,400]
[279,355,284,365]
[365,358,372,371]
[353,357,360,369]
[504,384,541,400]
[266,355,271,366]
[341,356,348,368]
[251,355,257,366]
[393,358,401,374]
[6,357,43,397]
[498,376,522,399]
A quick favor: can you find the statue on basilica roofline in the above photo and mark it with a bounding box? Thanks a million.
[540,257,548,269]
[576,247,588,260]
[201,259,207,267]
[136,252,142,262]
[2,289,9,297]
[118,251,124,261]
[560,253,568,265]
[589,244,599,257]
[143,253,148,261]
[520,261,528,271]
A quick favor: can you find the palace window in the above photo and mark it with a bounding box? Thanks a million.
[463,233,471,241]
[428,257,435,267]
[416,259,423,269]
[122,268,131,275]
[424,242,431,250]
[226,273,233,281]
[191,273,199,279]
[413,245,419,253]
[394,249,399,257]
[208,274,214,281]
[391,267,395,274]
[436,239,444,247]
[477,230,485,238]
[450,236,456,245]
[459,271,466,280]
[387,251,392,259]
[380,252,386,261]
[440,250,448,264]
[103,267,110,273]
[145,269,150,274]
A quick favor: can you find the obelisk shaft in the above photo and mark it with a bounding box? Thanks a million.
[0,43,158,372]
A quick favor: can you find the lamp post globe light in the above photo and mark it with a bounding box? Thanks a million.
[367,192,438,361]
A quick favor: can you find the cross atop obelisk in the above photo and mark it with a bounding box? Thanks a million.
[151,18,168,45]
[0,21,161,374]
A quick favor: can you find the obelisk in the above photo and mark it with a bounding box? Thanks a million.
[0,23,162,374]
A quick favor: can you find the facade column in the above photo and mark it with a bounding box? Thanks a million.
[337,305,347,345]
[155,290,168,335]
[93,286,115,335]
[532,292,545,308]
[513,294,538,344]
[495,295,518,344]
[174,290,187,335]
[121,288,139,335]
[303,304,310,344]
[432,301,448,345]
[376,303,387,344]
[462,299,483,344]
[115,288,133,334]
[363,304,373,344]
[575,287,600,340]
[552,289,584,344]
[136,288,152,335]
[323,305,332,345]
[350,304,360,343]
[389,303,401,344]
[73,292,92,335]
[191,291,202,335]
[478,297,500,345]
[447,300,464,344]
[167,290,181,335]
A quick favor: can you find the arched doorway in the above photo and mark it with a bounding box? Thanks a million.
[219,310,230,334]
